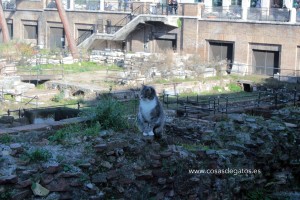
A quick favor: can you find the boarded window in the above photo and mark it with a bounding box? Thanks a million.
[209,41,233,63]
[50,27,65,49]
[252,50,279,75]
[24,25,38,39]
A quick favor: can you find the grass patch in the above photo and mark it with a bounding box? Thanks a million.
[227,83,242,92]
[84,97,129,131]
[0,134,13,144]
[21,148,52,163]
[49,122,101,144]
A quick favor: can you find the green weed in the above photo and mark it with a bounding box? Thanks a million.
[0,134,12,144]
[21,148,52,163]
[86,97,129,131]
[227,83,242,92]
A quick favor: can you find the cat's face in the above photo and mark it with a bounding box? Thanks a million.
[140,85,156,100]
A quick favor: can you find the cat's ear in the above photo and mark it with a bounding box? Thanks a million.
[149,86,156,94]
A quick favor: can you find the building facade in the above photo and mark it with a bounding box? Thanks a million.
[1,0,300,77]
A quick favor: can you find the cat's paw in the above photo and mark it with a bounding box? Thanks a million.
[148,131,154,136]
[143,132,148,136]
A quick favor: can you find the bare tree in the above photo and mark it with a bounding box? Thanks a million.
[55,0,79,58]
[0,0,10,43]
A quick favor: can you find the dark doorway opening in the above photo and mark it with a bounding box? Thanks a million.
[252,50,280,76]
[209,41,234,70]
[50,27,65,49]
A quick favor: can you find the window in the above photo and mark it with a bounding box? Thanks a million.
[250,0,261,7]
[50,27,65,49]
[252,50,279,75]
[294,0,300,8]
[209,41,234,63]
[231,0,242,6]
[24,25,38,39]
[213,0,222,7]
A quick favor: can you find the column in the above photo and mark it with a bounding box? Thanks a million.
[100,0,105,11]
[242,0,250,20]
[290,7,296,23]
[69,0,74,10]
[223,0,231,7]
[205,0,212,7]
[284,0,293,8]
[261,0,270,8]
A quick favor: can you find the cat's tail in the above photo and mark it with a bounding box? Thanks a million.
[153,124,164,139]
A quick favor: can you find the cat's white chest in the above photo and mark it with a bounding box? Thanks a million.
[140,99,157,121]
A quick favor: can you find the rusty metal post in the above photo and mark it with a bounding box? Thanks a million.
[55,0,79,59]
[0,2,10,43]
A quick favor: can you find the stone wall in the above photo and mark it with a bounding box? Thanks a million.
[90,50,235,93]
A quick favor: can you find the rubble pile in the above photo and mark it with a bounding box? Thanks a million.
[0,107,299,199]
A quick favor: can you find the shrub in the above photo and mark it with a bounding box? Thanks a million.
[21,148,52,163]
[88,97,129,131]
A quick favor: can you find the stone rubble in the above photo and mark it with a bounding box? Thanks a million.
[0,106,299,199]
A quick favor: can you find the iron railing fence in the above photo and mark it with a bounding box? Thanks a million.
[247,7,290,22]
[2,0,16,10]
[75,26,94,45]
[202,6,242,20]
[162,89,299,119]
[297,9,300,22]
[17,67,64,81]
[104,1,132,12]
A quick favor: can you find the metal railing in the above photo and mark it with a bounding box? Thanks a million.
[247,7,290,22]
[104,1,132,12]
[75,26,94,45]
[17,67,64,81]
[297,9,300,22]
[162,89,299,119]
[202,6,242,20]
[2,0,16,10]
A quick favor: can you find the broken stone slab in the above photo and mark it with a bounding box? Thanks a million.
[0,116,14,124]
[284,122,298,128]
[135,170,153,180]
[94,143,107,152]
[45,178,70,192]
[0,175,18,184]
[11,189,31,200]
[43,163,61,174]
[92,173,107,184]
[227,114,245,123]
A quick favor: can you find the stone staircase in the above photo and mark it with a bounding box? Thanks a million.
[78,14,180,49]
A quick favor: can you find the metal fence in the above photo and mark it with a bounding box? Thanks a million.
[247,7,290,22]
[162,89,299,119]
[202,6,242,20]
[2,0,16,10]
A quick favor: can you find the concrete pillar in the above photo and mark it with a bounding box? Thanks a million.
[205,0,212,7]
[261,0,270,8]
[242,0,250,20]
[100,0,105,11]
[38,12,45,49]
[69,0,74,10]
[290,7,296,23]
[223,0,231,7]
[284,0,293,8]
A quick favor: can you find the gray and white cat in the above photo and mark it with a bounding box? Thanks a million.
[137,85,165,138]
